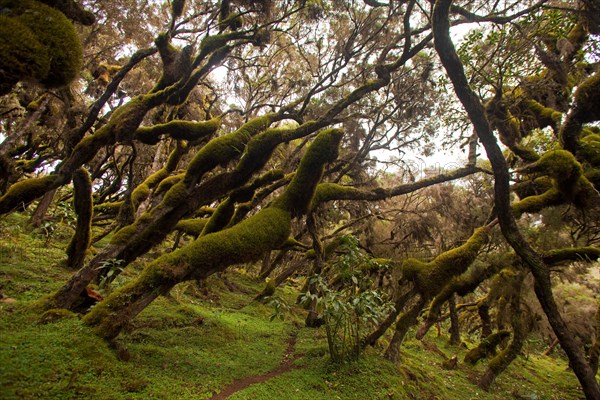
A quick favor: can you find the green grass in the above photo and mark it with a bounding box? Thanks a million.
[0,212,588,399]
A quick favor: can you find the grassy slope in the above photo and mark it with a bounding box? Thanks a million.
[0,213,587,399]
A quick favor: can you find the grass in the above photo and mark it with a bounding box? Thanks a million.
[0,211,589,399]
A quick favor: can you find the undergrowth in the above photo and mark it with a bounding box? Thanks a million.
[0,212,587,399]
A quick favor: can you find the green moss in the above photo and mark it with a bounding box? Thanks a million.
[93,201,123,215]
[135,117,221,145]
[155,173,184,196]
[161,181,188,208]
[402,227,490,298]
[4,0,82,87]
[0,175,60,214]
[579,133,600,166]
[200,197,235,235]
[542,246,600,264]
[523,99,562,129]
[0,16,49,92]
[174,218,208,236]
[199,32,241,54]
[184,115,271,185]
[512,149,597,214]
[273,128,344,216]
[311,183,363,208]
[464,330,511,365]
[0,0,82,91]
[84,207,292,337]
[572,71,600,123]
[131,183,151,209]
[38,308,77,324]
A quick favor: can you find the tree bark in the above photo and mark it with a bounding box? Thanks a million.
[448,295,461,345]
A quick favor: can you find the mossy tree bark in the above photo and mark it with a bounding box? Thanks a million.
[65,168,93,270]
[82,128,344,339]
[478,271,527,390]
[432,1,600,397]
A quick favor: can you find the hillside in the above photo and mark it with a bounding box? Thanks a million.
[0,212,586,400]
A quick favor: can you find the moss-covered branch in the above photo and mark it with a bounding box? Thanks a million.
[512,150,598,216]
[561,71,600,153]
[135,117,220,145]
[311,165,479,209]
[82,128,344,339]
[402,225,492,298]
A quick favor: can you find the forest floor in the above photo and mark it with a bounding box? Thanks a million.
[0,212,589,399]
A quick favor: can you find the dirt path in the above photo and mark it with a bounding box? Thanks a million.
[208,332,302,400]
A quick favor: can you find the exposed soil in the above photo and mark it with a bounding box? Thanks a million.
[209,331,302,400]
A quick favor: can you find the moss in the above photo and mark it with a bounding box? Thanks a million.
[161,181,188,208]
[402,226,490,298]
[512,187,563,216]
[579,133,600,166]
[174,218,208,236]
[83,206,292,338]
[200,197,235,235]
[0,16,49,93]
[0,175,60,214]
[523,99,562,129]
[513,149,597,214]
[38,308,77,324]
[273,128,344,216]
[199,32,241,54]
[93,201,123,215]
[184,115,271,185]
[542,246,600,264]
[135,117,221,145]
[155,173,184,196]
[311,183,364,208]
[572,71,600,123]
[512,176,553,199]
[10,0,82,88]
[131,182,152,209]
[464,330,511,365]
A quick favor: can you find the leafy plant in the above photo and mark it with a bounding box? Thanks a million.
[97,258,125,293]
[301,235,394,363]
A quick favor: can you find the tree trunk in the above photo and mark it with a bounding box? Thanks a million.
[305,213,324,328]
[65,168,93,270]
[478,272,526,390]
[30,189,57,228]
[365,287,416,347]
[384,299,426,363]
[449,295,461,345]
